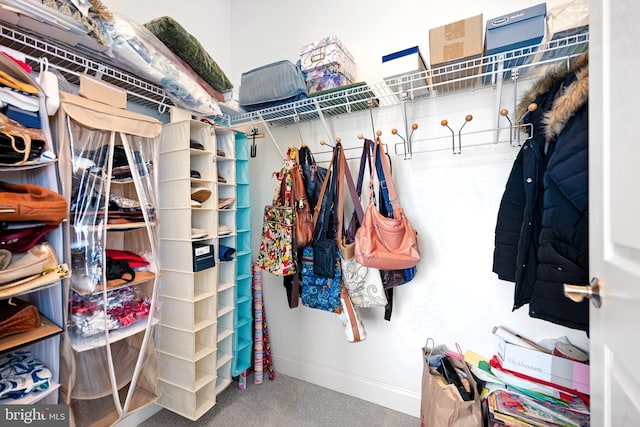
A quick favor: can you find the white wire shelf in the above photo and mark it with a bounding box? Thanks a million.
[0,22,174,112]
[225,31,589,133]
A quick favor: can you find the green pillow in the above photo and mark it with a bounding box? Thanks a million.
[145,16,233,93]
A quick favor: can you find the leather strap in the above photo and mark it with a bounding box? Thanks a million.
[335,143,346,245]
[372,137,403,219]
[342,147,365,224]
[311,153,334,230]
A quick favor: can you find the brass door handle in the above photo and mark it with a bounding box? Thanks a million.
[564,277,602,308]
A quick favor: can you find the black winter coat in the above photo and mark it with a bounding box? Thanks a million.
[493,53,589,332]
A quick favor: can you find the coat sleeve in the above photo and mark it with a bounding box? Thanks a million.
[493,147,526,282]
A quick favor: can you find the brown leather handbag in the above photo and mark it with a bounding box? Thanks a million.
[0,298,40,339]
[290,164,313,248]
[355,138,420,270]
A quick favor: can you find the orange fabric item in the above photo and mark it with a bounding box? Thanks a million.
[0,181,67,225]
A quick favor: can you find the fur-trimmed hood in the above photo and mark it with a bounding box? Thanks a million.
[517,52,588,139]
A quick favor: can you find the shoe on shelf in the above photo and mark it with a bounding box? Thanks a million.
[218,197,235,210]
[190,170,201,179]
[218,172,226,183]
[216,149,226,157]
[190,139,204,150]
[191,228,208,239]
[191,199,201,208]
[191,187,212,203]
[218,224,232,236]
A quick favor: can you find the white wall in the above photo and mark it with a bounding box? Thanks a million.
[104,0,590,418]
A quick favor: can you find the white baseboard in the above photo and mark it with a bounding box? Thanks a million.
[272,354,421,418]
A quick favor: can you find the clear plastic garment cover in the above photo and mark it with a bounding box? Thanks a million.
[54,91,163,426]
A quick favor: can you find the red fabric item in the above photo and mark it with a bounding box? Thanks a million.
[0,224,57,253]
[0,52,32,73]
[105,249,150,268]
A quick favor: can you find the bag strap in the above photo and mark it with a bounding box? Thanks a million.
[273,147,299,206]
[335,143,346,245]
[298,145,316,167]
[355,139,372,198]
[372,137,403,219]
[311,147,336,235]
[343,143,366,224]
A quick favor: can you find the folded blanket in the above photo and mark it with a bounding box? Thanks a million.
[145,16,233,93]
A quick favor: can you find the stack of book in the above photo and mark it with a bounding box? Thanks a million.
[466,327,590,427]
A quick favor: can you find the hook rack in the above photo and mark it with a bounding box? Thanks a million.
[393,110,534,157]
[499,102,538,147]
[440,115,473,154]
[319,137,342,149]
[391,123,418,160]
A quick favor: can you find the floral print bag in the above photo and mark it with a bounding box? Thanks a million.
[257,157,296,276]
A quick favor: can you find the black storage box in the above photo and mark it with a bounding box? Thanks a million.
[193,243,215,272]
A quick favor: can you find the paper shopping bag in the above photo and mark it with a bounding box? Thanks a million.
[420,345,483,427]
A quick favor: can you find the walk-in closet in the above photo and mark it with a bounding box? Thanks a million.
[0,0,637,426]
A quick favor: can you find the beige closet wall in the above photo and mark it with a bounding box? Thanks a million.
[105,0,590,418]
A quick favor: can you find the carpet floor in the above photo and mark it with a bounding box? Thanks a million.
[140,373,419,427]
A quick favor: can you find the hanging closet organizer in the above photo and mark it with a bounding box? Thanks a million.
[55,91,163,426]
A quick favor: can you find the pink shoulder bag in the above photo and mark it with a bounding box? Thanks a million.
[354,137,420,270]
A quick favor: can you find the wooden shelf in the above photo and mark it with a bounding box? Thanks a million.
[0,314,62,353]
[72,271,157,296]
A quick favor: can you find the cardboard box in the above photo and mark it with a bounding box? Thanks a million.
[78,74,127,109]
[483,3,547,83]
[382,46,428,78]
[299,35,357,83]
[428,15,483,91]
[429,15,484,66]
[382,46,431,98]
[192,243,215,272]
[496,338,590,394]
[485,3,547,56]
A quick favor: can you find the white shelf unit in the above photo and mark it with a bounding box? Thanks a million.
[213,126,237,396]
[0,53,66,406]
[156,118,220,420]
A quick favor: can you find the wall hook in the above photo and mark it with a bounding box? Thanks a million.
[357,130,382,141]
[441,115,472,154]
[391,123,418,160]
[320,139,333,148]
[250,128,258,158]
[516,103,537,146]
[500,109,514,146]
